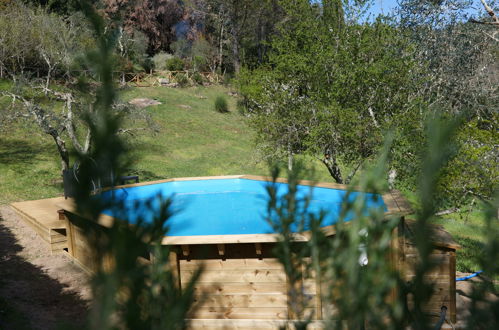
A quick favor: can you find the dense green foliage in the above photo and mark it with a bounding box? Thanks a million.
[238,0,416,184]
[165,57,184,71]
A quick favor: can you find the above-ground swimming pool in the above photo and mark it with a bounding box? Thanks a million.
[58,175,458,326]
[99,176,387,239]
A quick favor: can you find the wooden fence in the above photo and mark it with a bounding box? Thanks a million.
[4,67,222,87]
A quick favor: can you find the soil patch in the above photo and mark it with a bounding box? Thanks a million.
[0,205,90,330]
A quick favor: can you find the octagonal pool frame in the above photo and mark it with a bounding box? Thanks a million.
[57,175,457,327]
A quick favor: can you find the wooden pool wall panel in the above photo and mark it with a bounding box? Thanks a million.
[57,175,457,324]
[400,220,459,324]
[61,212,457,324]
[60,218,323,321]
[178,243,320,320]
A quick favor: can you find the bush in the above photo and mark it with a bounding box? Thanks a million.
[214,96,229,113]
[152,52,174,71]
[175,73,189,87]
[140,57,155,73]
[192,55,207,72]
[236,98,247,115]
[166,57,184,71]
[192,72,204,85]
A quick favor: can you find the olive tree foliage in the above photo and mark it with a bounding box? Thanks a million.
[0,2,155,172]
[394,0,499,207]
[0,2,92,83]
[238,0,415,184]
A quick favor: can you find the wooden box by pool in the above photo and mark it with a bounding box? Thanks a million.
[56,175,459,328]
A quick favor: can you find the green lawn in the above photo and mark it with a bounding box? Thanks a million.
[433,208,489,274]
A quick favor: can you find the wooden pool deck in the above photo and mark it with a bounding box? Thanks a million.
[11,197,67,253]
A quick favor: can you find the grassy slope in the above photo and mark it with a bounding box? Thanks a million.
[0,83,330,204]
[0,81,490,274]
[119,85,269,180]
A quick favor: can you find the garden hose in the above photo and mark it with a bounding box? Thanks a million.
[456,271,483,281]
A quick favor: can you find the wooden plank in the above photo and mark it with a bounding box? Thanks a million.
[169,250,181,290]
[186,316,325,329]
[181,269,287,283]
[192,283,288,295]
[188,307,289,320]
[403,256,451,276]
[163,233,308,245]
[180,258,284,270]
[192,293,288,308]
[404,220,460,250]
[11,197,66,230]
[50,241,68,253]
[404,245,453,255]
[404,275,451,283]
[449,251,456,323]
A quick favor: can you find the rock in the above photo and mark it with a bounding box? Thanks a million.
[128,98,162,108]
[158,78,169,85]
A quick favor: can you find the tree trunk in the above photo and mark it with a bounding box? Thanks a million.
[218,20,224,72]
[51,134,70,171]
[321,146,343,183]
[287,143,293,171]
[321,157,343,184]
[45,67,52,94]
[231,27,240,73]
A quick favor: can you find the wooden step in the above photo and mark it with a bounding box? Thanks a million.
[11,197,68,253]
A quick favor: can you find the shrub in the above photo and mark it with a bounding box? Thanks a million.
[236,98,247,115]
[175,73,189,87]
[192,72,204,85]
[140,57,155,73]
[166,57,184,71]
[192,55,207,72]
[152,52,173,71]
[214,96,229,113]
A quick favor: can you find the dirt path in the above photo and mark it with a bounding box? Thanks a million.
[0,205,90,330]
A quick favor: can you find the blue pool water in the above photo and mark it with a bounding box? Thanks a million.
[100,178,386,236]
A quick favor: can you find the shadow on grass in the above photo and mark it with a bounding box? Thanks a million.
[0,219,87,330]
[0,138,52,165]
